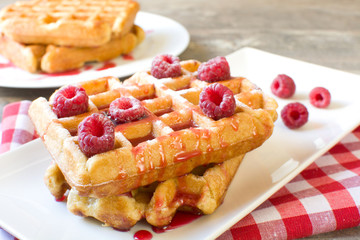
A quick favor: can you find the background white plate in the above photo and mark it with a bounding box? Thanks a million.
[0,48,360,240]
[0,11,190,89]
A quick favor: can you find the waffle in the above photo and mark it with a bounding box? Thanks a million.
[45,154,245,229]
[0,32,45,72]
[29,60,278,198]
[0,25,144,73]
[0,0,140,47]
[41,25,145,73]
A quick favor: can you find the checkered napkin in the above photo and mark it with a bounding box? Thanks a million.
[0,101,36,154]
[1,101,360,240]
[217,127,360,239]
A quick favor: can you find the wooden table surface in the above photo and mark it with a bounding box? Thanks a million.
[0,0,360,239]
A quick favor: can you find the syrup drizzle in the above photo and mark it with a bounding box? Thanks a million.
[132,144,147,174]
[230,117,239,131]
[174,150,202,162]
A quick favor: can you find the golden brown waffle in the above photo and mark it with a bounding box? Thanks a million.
[41,25,145,73]
[29,61,277,198]
[0,33,45,72]
[45,154,245,229]
[44,161,69,200]
[0,0,139,47]
[0,25,144,73]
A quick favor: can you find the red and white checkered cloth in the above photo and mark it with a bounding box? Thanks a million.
[1,101,360,240]
[0,101,36,154]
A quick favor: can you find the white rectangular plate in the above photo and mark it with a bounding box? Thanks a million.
[1,47,360,240]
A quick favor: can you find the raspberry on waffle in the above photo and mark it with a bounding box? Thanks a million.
[29,59,278,199]
[0,0,140,47]
[0,25,144,73]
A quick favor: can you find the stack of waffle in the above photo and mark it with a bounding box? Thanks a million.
[0,0,144,73]
[29,60,278,230]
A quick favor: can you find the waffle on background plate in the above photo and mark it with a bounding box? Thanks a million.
[0,0,144,73]
[29,58,278,229]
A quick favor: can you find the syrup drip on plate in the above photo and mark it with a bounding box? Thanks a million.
[133,230,152,240]
[151,212,202,234]
[96,61,116,71]
[42,69,81,77]
[123,53,135,60]
[132,212,202,239]
[0,61,15,68]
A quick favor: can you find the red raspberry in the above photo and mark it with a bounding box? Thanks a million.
[271,74,296,98]
[150,54,182,79]
[197,56,230,82]
[309,87,331,108]
[78,113,115,157]
[199,83,236,120]
[281,102,309,129]
[52,85,89,118]
[109,97,146,123]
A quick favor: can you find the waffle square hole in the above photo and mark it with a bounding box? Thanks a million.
[161,75,192,91]
[153,107,173,117]
[113,114,154,147]
[170,120,198,132]
[142,95,173,116]
[127,132,156,147]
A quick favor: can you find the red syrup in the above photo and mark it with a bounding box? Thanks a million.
[123,54,135,61]
[133,230,153,240]
[96,61,116,71]
[152,212,202,234]
[55,195,66,202]
[0,61,15,68]
[83,65,94,71]
[42,69,82,77]
[174,150,202,162]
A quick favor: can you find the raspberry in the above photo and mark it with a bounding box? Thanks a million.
[309,87,331,108]
[199,83,236,120]
[78,113,115,157]
[109,97,146,123]
[271,74,296,98]
[197,56,230,82]
[281,102,309,129]
[52,85,89,118]
[150,54,182,79]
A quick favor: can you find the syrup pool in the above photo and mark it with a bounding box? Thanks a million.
[151,212,202,234]
[96,61,116,71]
[132,212,202,239]
[133,230,153,240]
